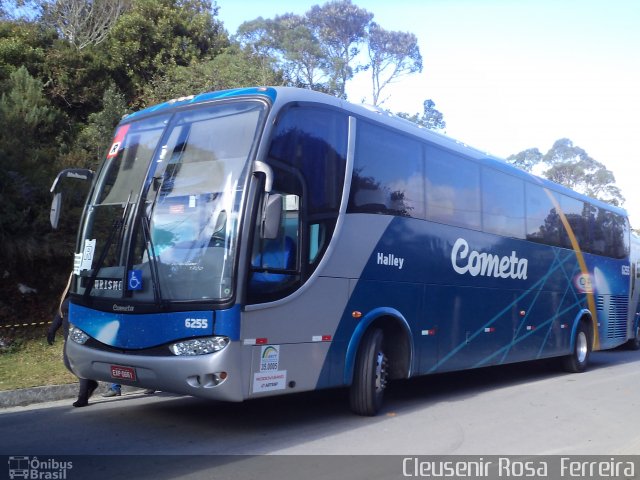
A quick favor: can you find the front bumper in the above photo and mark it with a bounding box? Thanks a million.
[65,339,246,402]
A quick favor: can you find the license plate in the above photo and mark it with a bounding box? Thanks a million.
[110,365,137,382]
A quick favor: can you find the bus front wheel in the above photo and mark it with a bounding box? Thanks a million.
[349,328,388,416]
[562,322,591,373]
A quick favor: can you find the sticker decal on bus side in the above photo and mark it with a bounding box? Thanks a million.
[451,237,528,280]
[260,345,280,372]
[253,371,287,393]
[377,252,405,269]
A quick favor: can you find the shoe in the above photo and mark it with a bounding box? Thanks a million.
[143,389,156,395]
[102,389,121,398]
[72,397,88,408]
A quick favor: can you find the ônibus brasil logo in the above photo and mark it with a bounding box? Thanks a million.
[8,456,72,479]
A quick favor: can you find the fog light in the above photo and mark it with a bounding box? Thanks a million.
[69,324,89,344]
[169,336,229,356]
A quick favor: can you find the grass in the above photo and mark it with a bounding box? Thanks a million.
[0,332,77,391]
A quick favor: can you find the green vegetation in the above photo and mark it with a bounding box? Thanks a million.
[0,330,76,391]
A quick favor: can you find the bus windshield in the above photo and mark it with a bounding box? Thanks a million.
[74,100,267,303]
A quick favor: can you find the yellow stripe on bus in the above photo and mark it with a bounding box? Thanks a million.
[543,187,600,350]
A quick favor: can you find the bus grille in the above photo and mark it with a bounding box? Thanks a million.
[596,295,628,339]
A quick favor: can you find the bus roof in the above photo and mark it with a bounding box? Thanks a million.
[122,86,627,218]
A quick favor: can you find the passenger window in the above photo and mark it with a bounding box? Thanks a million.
[425,145,480,230]
[349,121,425,218]
[560,195,588,250]
[593,210,628,258]
[525,184,561,246]
[481,168,525,238]
[268,107,347,215]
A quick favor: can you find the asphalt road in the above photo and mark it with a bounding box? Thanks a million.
[1,348,639,479]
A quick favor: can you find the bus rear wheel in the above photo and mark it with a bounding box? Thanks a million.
[562,322,591,373]
[626,324,640,350]
[349,328,388,416]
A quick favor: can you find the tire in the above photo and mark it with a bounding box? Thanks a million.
[562,322,591,373]
[626,324,640,350]
[349,328,389,416]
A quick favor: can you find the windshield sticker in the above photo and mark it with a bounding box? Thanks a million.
[107,124,130,158]
[73,253,82,275]
[79,238,96,272]
[169,204,185,214]
[127,270,143,291]
[260,345,280,372]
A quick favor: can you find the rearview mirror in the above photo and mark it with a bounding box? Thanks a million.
[50,168,94,193]
[50,192,62,229]
[261,193,283,240]
[49,168,94,230]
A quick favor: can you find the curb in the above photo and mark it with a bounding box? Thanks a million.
[0,383,146,409]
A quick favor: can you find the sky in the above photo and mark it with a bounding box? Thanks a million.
[216,0,640,227]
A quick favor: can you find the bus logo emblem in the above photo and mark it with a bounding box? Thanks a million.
[451,237,528,280]
[574,273,594,293]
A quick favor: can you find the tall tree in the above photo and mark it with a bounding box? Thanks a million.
[507,139,624,207]
[543,138,623,206]
[235,14,328,90]
[367,22,422,106]
[396,99,446,131]
[306,0,372,98]
[44,0,127,50]
[506,148,543,173]
[0,66,63,265]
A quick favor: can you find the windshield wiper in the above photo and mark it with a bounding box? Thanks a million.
[139,208,164,307]
[83,194,132,298]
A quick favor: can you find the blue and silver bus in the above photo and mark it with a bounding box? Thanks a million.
[53,87,637,415]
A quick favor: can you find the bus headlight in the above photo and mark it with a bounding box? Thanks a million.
[69,324,90,345]
[169,336,229,356]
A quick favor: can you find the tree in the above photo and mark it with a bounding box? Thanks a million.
[507,139,624,207]
[0,66,64,265]
[505,148,542,172]
[42,40,112,119]
[235,14,328,90]
[306,0,372,98]
[276,13,330,90]
[44,0,127,50]
[74,82,129,166]
[543,138,623,206]
[104,0,228,107]
[141,44,281,105]
[0,18,57,81]
[396,99,446,131]
[366,22,422,106]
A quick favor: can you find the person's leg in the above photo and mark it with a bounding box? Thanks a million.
[73,378,98,407]
[102,383,121,397]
